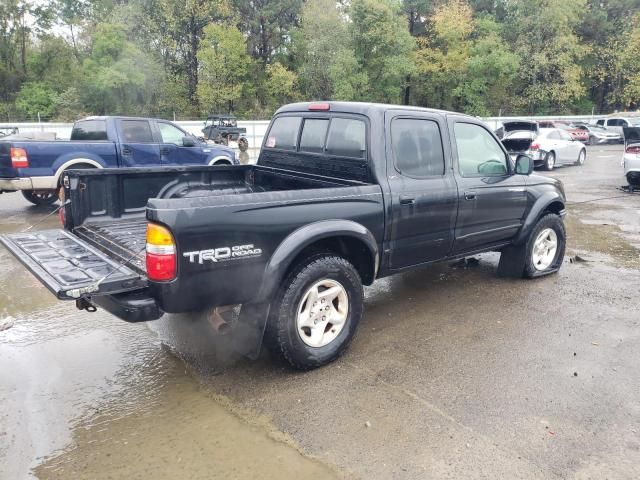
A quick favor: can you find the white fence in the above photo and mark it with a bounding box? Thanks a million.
[0,114,614,148]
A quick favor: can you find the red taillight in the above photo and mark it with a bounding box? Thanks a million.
[626,146,640,154]
[10,147,29,168]
[146,223,176,281]
[530,143,540,150]
[146,252,176,281]
[308,103,330,111]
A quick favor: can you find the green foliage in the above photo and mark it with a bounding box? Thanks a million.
[15,82,57,119]
[350,0,416,103]
[0,0,638,119]
[197,24,253,113]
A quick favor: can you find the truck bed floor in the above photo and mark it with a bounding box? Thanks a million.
[74,219,147,274]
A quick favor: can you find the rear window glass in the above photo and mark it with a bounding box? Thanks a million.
[265,116,301,150]
[299,119,329,153]
[71,120,108,140]
[120,120,154,143]
[325,118,366,158]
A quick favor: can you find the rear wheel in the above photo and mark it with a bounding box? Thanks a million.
[238,137,249,152]
[21,189,58,206]
[266,254,363,370]
[575,148,586,166]
[543,151,556,171]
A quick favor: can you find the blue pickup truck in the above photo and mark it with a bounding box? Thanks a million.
[0,116,238,205]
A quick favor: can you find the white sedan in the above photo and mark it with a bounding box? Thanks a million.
[622,127,640,189]
[502,128,587,171]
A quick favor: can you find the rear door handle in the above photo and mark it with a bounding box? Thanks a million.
[464,191,477,200]
[399,195,415,205]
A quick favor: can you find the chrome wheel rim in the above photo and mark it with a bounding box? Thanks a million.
[578,150,585,165]
[547,153,555,170]
[532,228,558,271]
[296,279,348,348]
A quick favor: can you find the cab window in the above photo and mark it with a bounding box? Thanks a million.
[454,123,508,177]
[265,116,301,151]
[158,122,186,145]
[299,119,329,154]
[392,118,444,177]
[325,118,366,158]
[120,120,154,143]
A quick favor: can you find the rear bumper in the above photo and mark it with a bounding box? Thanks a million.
[90,289,163,323]
[0,177,33,192]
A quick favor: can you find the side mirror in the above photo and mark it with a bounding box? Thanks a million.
[515,154,534,175]
[182,136,196,147]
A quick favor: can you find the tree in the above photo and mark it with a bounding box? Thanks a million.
[293,0,349,100]
[80,23,163,115]
[197,24,253,113]
[233,0,303,64]
[505,0,587,114]
[15,81,57,119]
[349,0,416,103]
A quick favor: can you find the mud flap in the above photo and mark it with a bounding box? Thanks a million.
[0,229,146,300]
[232,302,271,360]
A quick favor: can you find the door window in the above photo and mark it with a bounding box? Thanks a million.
[299,119,329,153]
[559,130,573,141]
[120,120,154,143]
[608,119,622,127]
[596,120,605,126]
[391,118,445,177]
[548,130,562,140]
[158,122,186,145]
[454,123,508,176]
[325,118,366,158]
[264,116,301,151]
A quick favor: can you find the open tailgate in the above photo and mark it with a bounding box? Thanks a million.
[0,229,146,300]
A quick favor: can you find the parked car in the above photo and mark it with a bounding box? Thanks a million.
[0,116,238,205]
[501,121,586,170]
[622,127,640,189]
[595,117,640,139]
[537,120,590,143]
[0,102,568,370]
[571,123,622,145]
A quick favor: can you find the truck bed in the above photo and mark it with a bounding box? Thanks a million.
[74,219,148,274]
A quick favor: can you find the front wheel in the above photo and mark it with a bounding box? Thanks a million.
[575,149,586,166]
[21,189,58,206]
[266,254,363,370]
[238,137,249,152]
[523,214,566,278]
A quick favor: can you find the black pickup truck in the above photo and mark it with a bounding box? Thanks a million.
[0,102,567,370]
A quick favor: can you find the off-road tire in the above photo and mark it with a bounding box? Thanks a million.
[266,254,363,370]
[21,189,58,206]
[543,151,555,171]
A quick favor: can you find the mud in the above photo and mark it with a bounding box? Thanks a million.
[1,144,640,479]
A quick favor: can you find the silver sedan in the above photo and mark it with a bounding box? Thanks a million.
[502,128,587,171]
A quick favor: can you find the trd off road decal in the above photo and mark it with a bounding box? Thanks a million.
[183,244,262,264]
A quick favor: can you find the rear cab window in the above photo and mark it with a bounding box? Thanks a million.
[71,120,108,140]
[264,115,367,159]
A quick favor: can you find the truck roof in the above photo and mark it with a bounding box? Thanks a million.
[276,101,476,119]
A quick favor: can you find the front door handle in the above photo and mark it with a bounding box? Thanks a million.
[122,147,132,155]
[399,195,415,205]
[464,191,477,200]
[160,147,170,155]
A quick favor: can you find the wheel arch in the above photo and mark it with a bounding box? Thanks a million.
[208,155,233,166]
[53,158,103,185]
[513,193,566,245]
[256,220,379,303]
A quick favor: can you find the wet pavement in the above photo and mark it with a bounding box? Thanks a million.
[1,144,639,479]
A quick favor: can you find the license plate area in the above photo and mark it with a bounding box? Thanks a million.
[0,229,146,300]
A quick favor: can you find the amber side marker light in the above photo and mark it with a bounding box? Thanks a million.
[146,223,176,281]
